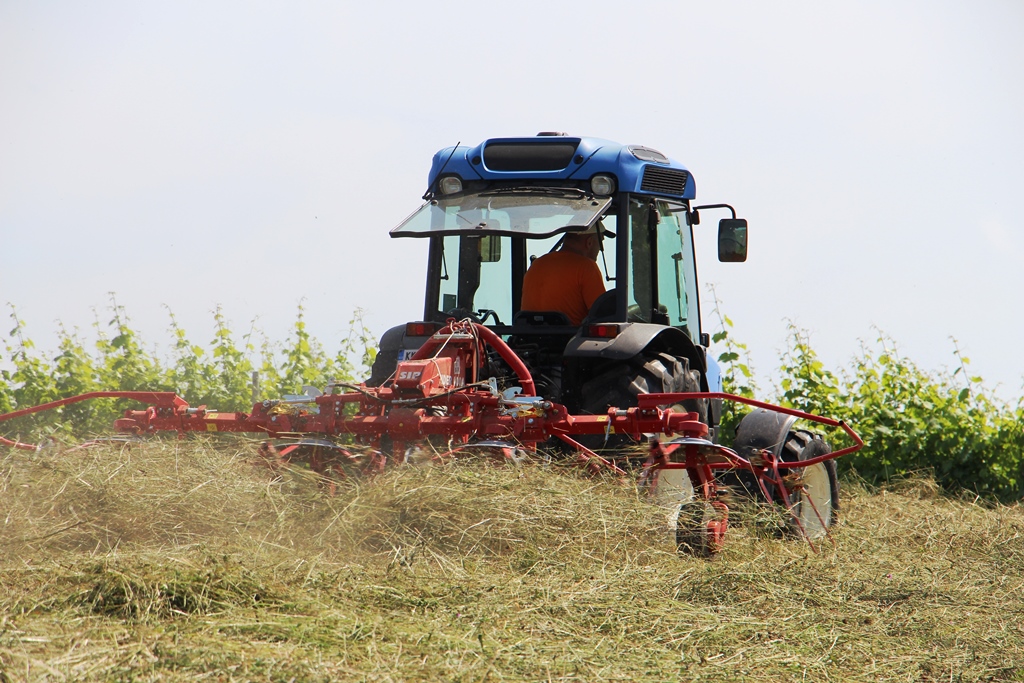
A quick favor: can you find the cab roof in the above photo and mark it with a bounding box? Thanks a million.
[426,134,696,200]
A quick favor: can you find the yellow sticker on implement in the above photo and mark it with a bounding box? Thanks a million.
[206,423,218,432]
[595,416,608,422]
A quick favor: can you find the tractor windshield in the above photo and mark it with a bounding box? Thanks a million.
[431,217,618,327]
[391,190,612,239]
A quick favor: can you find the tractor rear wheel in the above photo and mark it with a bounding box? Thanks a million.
[580,351,705,417]
[577,351,705,452]
[367,349,398,387]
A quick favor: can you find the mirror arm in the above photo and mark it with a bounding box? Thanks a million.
[691,203,737,221]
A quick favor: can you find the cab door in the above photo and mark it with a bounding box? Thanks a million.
[621,197,700,340]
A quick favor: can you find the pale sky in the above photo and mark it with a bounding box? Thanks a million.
[2,1,1022,398]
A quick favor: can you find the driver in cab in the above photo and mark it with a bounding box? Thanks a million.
[520,222,613,326]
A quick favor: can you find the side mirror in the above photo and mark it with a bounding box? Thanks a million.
[718,218,748,262]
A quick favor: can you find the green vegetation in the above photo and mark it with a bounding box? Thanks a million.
[1,443,1021,681]
[776,327,1024,501]
[710,305,1024,502]
[3,295,1024,499]
[1,297,376,441]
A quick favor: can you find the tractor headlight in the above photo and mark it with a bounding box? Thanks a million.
[439,176,463,195]
[590,174,615,196]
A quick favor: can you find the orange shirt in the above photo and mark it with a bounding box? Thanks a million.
[521,250,605,325]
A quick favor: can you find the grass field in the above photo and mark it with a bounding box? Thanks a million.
[1,440,1022,681]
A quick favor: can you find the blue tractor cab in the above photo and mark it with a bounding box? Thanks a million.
[374,133,748,444]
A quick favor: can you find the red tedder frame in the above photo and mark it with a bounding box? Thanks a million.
[0,321,862,549]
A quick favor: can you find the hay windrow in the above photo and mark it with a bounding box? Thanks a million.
[1,441,1023,681]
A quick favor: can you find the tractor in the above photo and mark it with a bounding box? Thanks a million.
[368,132,838,528]
[371,134,731,433]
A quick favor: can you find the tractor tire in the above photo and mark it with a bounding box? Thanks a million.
[725,411,839,539]
[366,349,398,388]
[366,325,408,388]
[577,351,705,453]
[581,351,705,419]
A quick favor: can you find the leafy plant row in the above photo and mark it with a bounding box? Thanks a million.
[0,297,376,440]
[711,300,1024,501]
[4,296,1024,500]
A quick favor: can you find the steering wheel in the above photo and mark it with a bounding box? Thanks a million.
[443,308,503,325]
[475,309,503,325]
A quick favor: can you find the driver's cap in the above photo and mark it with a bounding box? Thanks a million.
[582,220,616,238]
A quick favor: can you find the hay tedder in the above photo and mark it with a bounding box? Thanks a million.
[1,134,863,554]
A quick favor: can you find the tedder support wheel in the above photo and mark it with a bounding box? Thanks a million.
[650,467,728,556]
[729,410,840,540]
[578,351,706,452]
[783,432,839,540]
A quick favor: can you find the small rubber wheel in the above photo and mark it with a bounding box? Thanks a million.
[650,467,726,556]
[783,436,839,540]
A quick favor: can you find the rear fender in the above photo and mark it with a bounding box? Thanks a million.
[732,408,797,461]
[564,323,707,388]
[367,324,431,386]
[377,324,430,362]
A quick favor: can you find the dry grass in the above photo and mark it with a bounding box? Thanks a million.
[1,440,1022,681]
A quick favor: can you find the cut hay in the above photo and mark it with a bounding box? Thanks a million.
[1,441,1022,681]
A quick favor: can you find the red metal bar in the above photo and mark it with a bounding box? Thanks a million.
[1,388,863,468]
[0,391,189,450]
[0,325,862,480]
[0,436,38,451]
[0,392,187,422]
[410,320,537,397]
[640,392,864,465]
[552,432,628,476]
[471,324,537,397]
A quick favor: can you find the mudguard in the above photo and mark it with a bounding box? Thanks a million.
[367,324,432,386]
[564,323,708,389]
[731,408,797,461]
[376,324,407,358]
[377,325,432,361]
